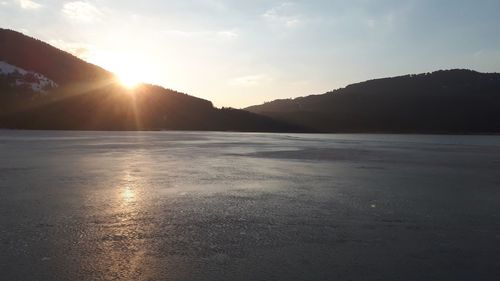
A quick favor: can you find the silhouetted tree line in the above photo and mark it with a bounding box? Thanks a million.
[0,29,305,132]
[0,29,112,85]
[246,69,500,133]
[3,28,500,133]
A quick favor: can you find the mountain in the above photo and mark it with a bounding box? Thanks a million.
[246,70,500,133]
[0,29,305,132]
[0,29,112,85]
[4,28,499,134]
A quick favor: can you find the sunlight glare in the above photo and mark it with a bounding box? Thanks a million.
[88,50,149,89]
[117,70,141,89]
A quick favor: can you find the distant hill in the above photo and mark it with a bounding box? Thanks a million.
[0,29,305,132]
[0,29,112,85]
[246,70,500,133]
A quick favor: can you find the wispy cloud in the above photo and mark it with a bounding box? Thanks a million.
[48,39,92,60]
[229,74,271,87]
[364,2,414,31]
[164,29,239,40]
[200,0,227,12]
[216,30,238,39]
[19,0,42,9]
[62,1,102,23]
[262,2,303,28]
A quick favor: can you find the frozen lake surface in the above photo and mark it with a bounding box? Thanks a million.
[1,130,500,280]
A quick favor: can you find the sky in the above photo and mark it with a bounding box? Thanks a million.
[1,0,500,108]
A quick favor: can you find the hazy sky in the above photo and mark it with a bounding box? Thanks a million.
[2,0,500,107]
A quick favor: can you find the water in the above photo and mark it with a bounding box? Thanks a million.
[1,130,500,280]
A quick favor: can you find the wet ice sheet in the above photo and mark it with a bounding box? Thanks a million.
[1,131,500,280]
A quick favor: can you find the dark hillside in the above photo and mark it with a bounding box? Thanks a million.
[0,28,112,85]
[246,70,500,133]
[0,29,305,132]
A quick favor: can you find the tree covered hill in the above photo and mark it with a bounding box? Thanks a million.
[0,29,305,132]
[246,70,500,133]
[0,28,112,85]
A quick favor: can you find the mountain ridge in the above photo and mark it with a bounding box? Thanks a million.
[0,29,114,86]
[246,69,500,133]
[0,28,306,132]
[2,28,500,133]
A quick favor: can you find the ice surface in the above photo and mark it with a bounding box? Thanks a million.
[0,131,500,280]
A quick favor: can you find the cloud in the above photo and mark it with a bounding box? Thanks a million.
[163,29,239,41]
[229,74,271,87]
[19,0,42,9]
[363,2,414,31]
[216,30,239,39]
[48,39,92,60]
[200,0,227,11]
[62,1,102,23]
[262,2,303,28]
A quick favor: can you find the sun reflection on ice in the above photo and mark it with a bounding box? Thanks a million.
[122,186,135,203]
[120,171,139,204]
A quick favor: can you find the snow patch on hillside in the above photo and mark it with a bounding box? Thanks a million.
[0,61,58,94]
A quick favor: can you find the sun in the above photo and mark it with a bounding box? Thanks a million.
[87,50,148,89]
[116,70,141,89]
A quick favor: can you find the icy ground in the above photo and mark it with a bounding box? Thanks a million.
[0,131,499,280]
